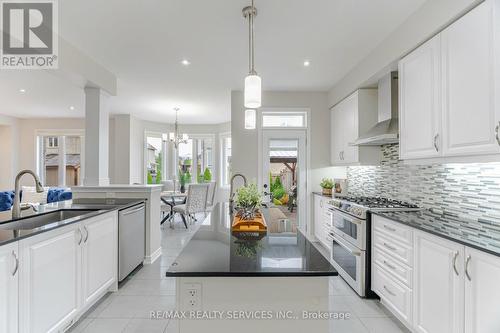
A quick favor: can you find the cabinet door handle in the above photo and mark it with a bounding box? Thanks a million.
[383,285,396,296]
[342,151,345,160]
[83,226,89,243]
[465,255,472,281]
[452,251,459,276]
[383,260,397,271]
[338,152,341,161]
[383,242,397,251]
[383,225,397,232]
[11,251,19,276]
[433,134,439,152]
[495,122,500,146]
[77,228,83,245]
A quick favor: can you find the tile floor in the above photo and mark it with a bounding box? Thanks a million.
[69,214,410,333]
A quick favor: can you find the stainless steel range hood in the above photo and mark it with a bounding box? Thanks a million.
[353,72,399,146]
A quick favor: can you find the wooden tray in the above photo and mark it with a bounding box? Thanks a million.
[232,211,267,233]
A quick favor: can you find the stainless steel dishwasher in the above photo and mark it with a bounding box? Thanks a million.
[118,203,146,281]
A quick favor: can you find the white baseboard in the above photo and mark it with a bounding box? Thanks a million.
[143,247,162,265]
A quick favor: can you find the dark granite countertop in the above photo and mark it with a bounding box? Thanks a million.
[0,198,145,247]
[373,209,500,257]
[166,202,337,277]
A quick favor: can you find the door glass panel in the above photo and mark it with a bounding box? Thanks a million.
[267,139,298,234]
[332,240,357,280]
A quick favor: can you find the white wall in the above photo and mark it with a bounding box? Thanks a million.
[231,90,346,188]
[328,0,482,107]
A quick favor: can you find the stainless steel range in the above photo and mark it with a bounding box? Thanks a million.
[328,196,420,297]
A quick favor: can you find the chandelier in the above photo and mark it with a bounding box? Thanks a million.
[243,0,261,109]
[167,107,188,149]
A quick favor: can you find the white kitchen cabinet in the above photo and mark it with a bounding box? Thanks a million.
[464,247,500,333]
[0,242,19,333]
[19,223,82,333]
[399,0,500,161]
[399,35,442,160]
[330,89,380,166]
[81,212,118,310]
[413,231,464,333]
[313,194,326,245]
[441,1,500,157]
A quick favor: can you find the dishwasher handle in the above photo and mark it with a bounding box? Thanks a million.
[120,204,145,216]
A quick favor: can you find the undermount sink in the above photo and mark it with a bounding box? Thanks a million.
[0,209,98,230]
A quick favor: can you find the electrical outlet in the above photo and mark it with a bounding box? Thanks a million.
[182,283,202,310]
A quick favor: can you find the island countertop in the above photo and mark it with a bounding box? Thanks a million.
[166,203,337,277]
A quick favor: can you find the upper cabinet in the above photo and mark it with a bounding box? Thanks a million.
[399,0,500,161]
[331,89,381,166]
[399,35,442,160]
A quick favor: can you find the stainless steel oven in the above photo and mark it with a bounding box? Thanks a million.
[331,233,366,296]
[332,208,366,250]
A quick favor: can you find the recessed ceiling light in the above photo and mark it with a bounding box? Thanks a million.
[19,88,26,93]
[69,106,75,111]
[303,60,311,67]
[181,59,190,66]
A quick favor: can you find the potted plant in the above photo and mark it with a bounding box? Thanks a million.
[235,183,262,220]
[320,178,334,196]
[203,167,212,182]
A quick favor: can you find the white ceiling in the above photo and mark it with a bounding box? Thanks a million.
[0,0,427,123]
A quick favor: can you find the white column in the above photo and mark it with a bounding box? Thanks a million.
[83,87,110,186]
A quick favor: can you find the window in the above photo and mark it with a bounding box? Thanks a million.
[47,137,59,148]
[146,135,163,184]
[37,133,84,187]
[220,133,232,186]
[143,133,215,184]
[262,111,307,128]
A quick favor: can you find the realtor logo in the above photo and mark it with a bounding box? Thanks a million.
[1,0,58,69]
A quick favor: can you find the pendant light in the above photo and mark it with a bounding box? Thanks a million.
[166,108,189,149]
[243,0,261,109]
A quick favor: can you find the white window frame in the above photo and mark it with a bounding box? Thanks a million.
[219,132,231,187]
[261,110,308,129]
[144,131,167,184]
[182,134,215,183]
[35,129,85,187]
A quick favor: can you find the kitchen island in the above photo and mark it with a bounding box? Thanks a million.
[166,202,337,333]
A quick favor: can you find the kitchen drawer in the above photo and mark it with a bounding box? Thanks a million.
[373,246,412,287]
[373,231,413,267]
[372,263,412,326]
[373,215,413,246]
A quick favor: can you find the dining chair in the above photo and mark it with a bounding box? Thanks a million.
[172,184,209,228]
[205,181,217,212]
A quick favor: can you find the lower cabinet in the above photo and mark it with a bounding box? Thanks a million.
[19,223,82,333]
[313,194,332,250]
[16,211,118,333]
[413,231,464,333]
[373,221,500,333]
[464,247,500,333]
[81,213,118,310]
[0,241,19,333]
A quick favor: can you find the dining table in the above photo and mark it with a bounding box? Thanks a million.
[160,191,187,225]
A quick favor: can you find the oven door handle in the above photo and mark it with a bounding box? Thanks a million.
[333,208,363,225]
[332,234,361,256]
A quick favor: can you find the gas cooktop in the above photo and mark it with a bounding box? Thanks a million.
[329,196,421,219]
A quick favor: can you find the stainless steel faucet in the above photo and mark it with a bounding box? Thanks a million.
[229,173,247,213]
[12,170,44,219]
